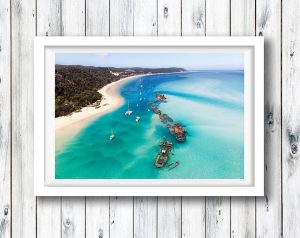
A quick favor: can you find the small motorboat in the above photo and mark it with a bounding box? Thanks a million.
[109,129,115,141]
[136,116,141,122]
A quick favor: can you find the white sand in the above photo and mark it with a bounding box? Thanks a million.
[55,74,146,132]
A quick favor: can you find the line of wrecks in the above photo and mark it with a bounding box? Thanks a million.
[112,92,187,170]
[150,93,188,169]
[150,93,187,142]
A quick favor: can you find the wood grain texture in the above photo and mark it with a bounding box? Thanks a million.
[231,0,255,36]
[157,197,181,238]
[36,1,62,237]
[282,0,300,237]
[230,1,256,237]
[206,198,230,238]
[36,0,61,36]
[86,197,109,238]
[134,0,157,36]
[205,1,231,237]
[62,0,86,36]
[11,0,36,237]
[86,0,109,36]
[256,0,282,237]
[230,197,255,238]
[182,197,205,238]
[182,0,205,36]
[0,0,10,237]
[110,0,134,36]
[110,197,133,238]
[206,0,230,36]
[157,0,181,36]
[134,197,157,238]
[37,197,61,238]
[61,197,85,238]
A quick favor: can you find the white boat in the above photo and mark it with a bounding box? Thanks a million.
[125,101,133,115]
[109,129,115,141]
[136,116,141,122]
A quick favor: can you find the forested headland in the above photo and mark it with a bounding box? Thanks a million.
[55,65,186,117]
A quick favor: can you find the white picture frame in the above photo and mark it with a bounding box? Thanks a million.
[34,36,264,196]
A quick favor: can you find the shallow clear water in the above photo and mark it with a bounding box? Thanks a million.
[55,71,244,179]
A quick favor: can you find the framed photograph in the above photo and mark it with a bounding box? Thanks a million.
[34,37,264,196]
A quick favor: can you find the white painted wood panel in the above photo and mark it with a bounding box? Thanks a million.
[205,1,231,237]
[157,197,181,238]
[61,197,85,238]
[86,197,110,238]
[230,197,255,238]
[231,0,255,36]
[230,1,256,237]
[256,0,282,237]
[206,198,230,238]
[37,197,61,238]
[0,0,10,237]
[282,0,300,237]
[110,0,134,36]
[182,197,205,238]
[157,0,181,36]
[11,0,36,237]
[110,197,133,238]
[36,0,61,36]
[182,0,205,36]
[86,0,110,36]
[206,0,230,36]
[62,0,86,36]
[133,0,157,36]
[134,197,157,238]
[36,1,62,237]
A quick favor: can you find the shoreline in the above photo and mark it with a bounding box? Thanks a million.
[55,74,148,133]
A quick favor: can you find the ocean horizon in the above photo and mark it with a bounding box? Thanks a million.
[55,70,244,179]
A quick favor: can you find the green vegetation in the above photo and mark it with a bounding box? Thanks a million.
[55,65,186,117]
[55,65,119,117]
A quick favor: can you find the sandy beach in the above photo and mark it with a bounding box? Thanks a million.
[55,74,146,132]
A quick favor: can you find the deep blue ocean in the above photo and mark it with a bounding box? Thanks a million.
[55,71,244,179]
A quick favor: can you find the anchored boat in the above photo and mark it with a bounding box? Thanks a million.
[125,101,133,115]
[109,129,115,141]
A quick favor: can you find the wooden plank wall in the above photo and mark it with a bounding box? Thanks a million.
[1,0,298,237]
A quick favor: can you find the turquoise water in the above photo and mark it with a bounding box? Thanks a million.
[55,71,244,179]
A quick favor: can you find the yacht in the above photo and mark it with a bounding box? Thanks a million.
[125,101,133,115]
